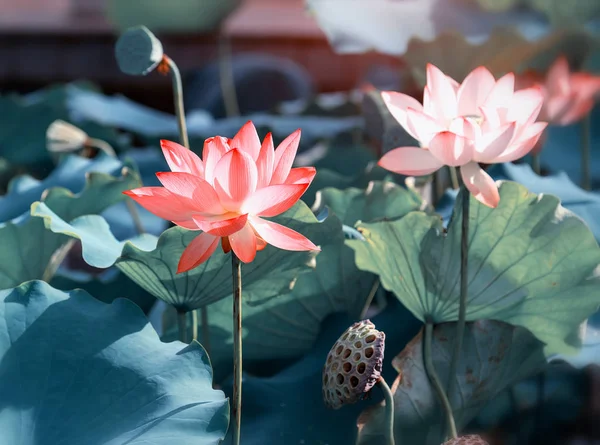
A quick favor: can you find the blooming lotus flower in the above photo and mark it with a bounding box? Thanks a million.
[379,63,547,207]
[124,122,319,272]
[539,56,600,126]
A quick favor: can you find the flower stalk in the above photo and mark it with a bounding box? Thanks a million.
[377,377,396,445]
[581,114,591,190]
[424,320,457,440]
[446,184,469,436]
[532,153,541,176]
[158,55,189,150]
[231,252,243,445]
[177,310,187,343]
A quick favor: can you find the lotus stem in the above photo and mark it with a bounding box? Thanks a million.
[449,166,459,190]
[424,320,457,440]
[177,310,187,343]
[86,137,116,157]
[359,278,381,319]
[231,252,243,445]
[433,169,445,205]
[446,185,469,434]
[42,239,76,283]
[532,153,541,176]
[376,377,396,445]
[200,306,211,356]
[162,55,190,149]
[85,138,145,235]
[190,309,198,341]
[581,114,591,190]
[218,34,240,118]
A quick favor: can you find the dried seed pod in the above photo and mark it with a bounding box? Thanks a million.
[115,25,164,76]
[442,435,489,445]
[322,319,385,409]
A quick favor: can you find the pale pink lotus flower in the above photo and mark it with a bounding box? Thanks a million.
[124,121,320,272]
[538,56,600,126]
[379,63,548,207]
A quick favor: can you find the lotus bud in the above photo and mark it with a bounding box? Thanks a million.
[442,435,489,445]
[115,25,164,76]
[46,120,89,153]
[322,319,385,409]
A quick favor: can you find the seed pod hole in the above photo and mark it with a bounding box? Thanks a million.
[323,374,329,384]
[343,348,352,359]
[343,362,352,373]
[336,345,343,355]
[365,334,376,343]
[353,352,362,362]
[350,376,359,388]
[343,387,351,396]
[355,341,362,348]
[332,362,339,371]
[357,362,366,374]
[365,347,374,358]
[327,355,333,364]
[336,374,344,384]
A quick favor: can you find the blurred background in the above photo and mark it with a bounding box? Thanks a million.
[0,0,399,114]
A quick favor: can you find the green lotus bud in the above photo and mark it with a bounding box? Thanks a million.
[115,25,164,76]
[442,435,489,445]
[322,320,385,409]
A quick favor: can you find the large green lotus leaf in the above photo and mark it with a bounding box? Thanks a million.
[356,320,547,445]
[220,298,422,445]
[0,280,228,444]
[162,182,424,379]
[348,182,600,354]
[0,166,140,290]
[115,200,331,312]
[31,203,157,269]
[51,269,158,313]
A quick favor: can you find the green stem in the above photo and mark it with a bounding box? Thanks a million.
[87,138,145,235]
[433,169,445,205]
[532,153,541,176]
[191,309,198,341]
[231,252,243,445]
[446,185,469,430]
[449,166,459,190]
[177,310,187,343]
[201,306,211,357]
[359,278,381,319]
[125,200,145,235]
[164,55,190,149]
[218,34,240,118]
[42,239,76,283]
[424,321,457,440]
[581,114,591,190]
[87,137,116,157]
[376,378,396,445]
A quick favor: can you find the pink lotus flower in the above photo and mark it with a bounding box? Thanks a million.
[379,64,547,207]
[539,56,600,126]
[124,122,320,272]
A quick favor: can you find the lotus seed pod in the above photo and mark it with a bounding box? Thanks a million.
[322,320,385,409]
[46,120,88,153]
[115,26,164,76]
[442,435,489,445]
